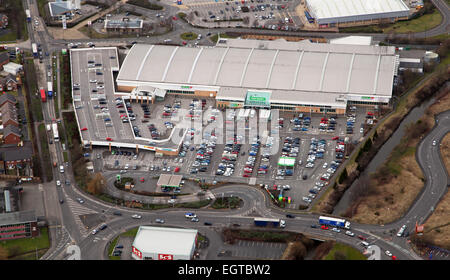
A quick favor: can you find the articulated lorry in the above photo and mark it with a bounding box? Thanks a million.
[254,218,286,228]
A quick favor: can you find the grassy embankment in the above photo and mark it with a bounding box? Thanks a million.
[0,227,50,260]
[347,75,450,226]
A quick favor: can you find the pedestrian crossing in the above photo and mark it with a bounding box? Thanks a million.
[66,197,98,237]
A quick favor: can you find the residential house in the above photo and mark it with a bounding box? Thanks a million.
[0,93,16,107]
[0,74,18,91]
[0,52,9,71]
[1,102,19,128]
[2,125,21,145]
[0,141,33,170]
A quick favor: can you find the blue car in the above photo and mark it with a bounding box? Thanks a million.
[301,127,308,131]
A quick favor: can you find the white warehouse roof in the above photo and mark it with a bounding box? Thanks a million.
[117,39,397,98]
[329,36,373,46]
[307,0,410,24]
[132,226,197,257]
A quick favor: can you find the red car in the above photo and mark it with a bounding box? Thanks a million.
[367,112,374,116]
[81,127,88,131]
[140,177,145,182]
[243,174,250,177]
[391,255,397,260]
[321,225,329,230]
[182,41,187,45]
[358,235,367,241]
[172,16,178,20]
[174,167,180,173]
[106,137,112,141]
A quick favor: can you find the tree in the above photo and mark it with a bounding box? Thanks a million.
[87,173,106,195]
[0,246,8,260]
[338,168,348,184]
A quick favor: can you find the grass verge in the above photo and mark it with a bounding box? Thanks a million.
[323,242,367,260]
[0,227,50,260]
[209,33,238,43]
[180,32,198,41]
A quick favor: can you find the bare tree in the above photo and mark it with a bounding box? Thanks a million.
[349,174,371,203]
[0,246,8,260]
[87,173,106,195]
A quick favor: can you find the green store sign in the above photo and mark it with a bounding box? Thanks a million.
[249,96,266,102]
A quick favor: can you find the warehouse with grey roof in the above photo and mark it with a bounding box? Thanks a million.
[116,38,398,115]
[305,0,411,27]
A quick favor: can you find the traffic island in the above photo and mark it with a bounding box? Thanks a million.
[180,32,198,41]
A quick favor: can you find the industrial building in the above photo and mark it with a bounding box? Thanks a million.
[157,174,183,189]
[0,210,38,241]
[131,226,198,260]
[305,0,410,27]
[48,0,81,21]
[116,38,398,114]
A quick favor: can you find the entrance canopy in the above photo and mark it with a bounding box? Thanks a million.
[278,157,296,167]
[245,90,271,107]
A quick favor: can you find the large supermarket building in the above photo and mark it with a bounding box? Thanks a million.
[131,226,198,260]
[305,0,411,27]
[116,38,398,115]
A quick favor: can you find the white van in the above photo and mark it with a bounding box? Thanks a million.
[59,165,64,173]
[361,241,369,247]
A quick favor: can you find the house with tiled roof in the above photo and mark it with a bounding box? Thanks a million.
[0,74,18,91]
[2,125,21,145]
[0,102,18,128]
[0,93,16,107]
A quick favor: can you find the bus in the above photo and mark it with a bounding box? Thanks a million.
[26,9,31,22]
[47,81,53,98]
[40,88,46,102]
[52,123,59,142]
[32,43,38,58]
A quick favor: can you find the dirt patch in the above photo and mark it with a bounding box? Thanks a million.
[441,133,450,175]
[352,154,423,224]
